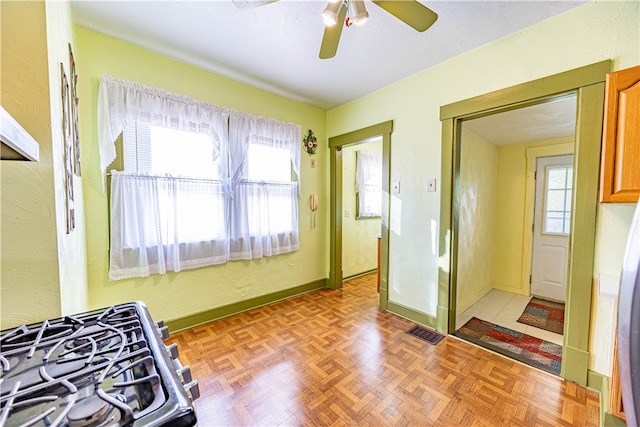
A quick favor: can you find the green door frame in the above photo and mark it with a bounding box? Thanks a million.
[328,121,393,310]
[439,60,610,386]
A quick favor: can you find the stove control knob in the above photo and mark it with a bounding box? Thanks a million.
[156,320,169,340]
[166,343,179,359]
[178,365,193,384]
[184,380,200,401]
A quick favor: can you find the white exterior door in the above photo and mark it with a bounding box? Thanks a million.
[531,155,573,302]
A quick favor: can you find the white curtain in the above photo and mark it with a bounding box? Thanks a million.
[356,150,382,217]
[101,76,302,279]
[228,112,301,260]
[98,74,229,192]
[109,172,229,280]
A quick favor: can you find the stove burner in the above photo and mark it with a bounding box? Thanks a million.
[69,325,111,349]
[67,395,111,427]
[0,303,197,427]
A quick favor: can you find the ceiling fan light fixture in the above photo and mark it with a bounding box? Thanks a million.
[322,1,343,26]
[352,0,369,26]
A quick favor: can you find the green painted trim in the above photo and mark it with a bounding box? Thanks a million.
[586,371,627,427]
[165,279,327,333]
[440,60,611,120]
[386,301,438,330]
[604,413,627,427]
[328,121,393,308]
[562,344,589,385]
[439,119,455,333]
[587,369,606,394]
[328,121,393,148]
[329,146,343,290]
[562,82,606,386]
[439,62,609,385]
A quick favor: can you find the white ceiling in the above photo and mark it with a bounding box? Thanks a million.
[463,94,577,145]
[70,0,586,110]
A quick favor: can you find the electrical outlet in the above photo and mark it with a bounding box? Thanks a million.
[345,209,351,218]
[427,178,436,192]
[392,181,400,194]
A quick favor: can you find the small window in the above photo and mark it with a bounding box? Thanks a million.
[356,150,382,218]
[120,122,227,245]
[543,165,572,235]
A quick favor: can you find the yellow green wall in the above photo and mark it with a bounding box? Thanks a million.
[341,139,382,278]
[75,27,327,323]
[491,137,573,295]
[1,0,59,328]
[1,1,87,329]
[327,0,639,376]
[456,128,497,312]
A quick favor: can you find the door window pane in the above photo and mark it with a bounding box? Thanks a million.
[543,165,573,235]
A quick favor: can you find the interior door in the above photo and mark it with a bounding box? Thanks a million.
[531,154,574,302]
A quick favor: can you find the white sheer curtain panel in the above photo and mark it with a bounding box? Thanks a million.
[98,74,229,192]
[228,112,301,260]
[109,171,230,280]
[356,150,382,217]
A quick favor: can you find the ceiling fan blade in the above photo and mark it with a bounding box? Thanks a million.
[232,0,278,10]
[319,3,348,59]
[372,0,438,32]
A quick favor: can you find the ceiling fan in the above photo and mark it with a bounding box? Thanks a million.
[232,0,438,59]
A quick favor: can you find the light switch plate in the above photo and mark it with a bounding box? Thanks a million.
[392,181,400,194]
[427,178,436,192]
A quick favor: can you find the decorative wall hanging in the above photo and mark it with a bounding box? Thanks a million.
[61,63,75,233]
[69,43,81,176]
[303,129,317,155]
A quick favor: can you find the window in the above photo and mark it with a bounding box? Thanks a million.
[122,122,228,243]
[100,75,301,280]
[356,150,382,218]
[228,113,300,260]
[543,165,573,235]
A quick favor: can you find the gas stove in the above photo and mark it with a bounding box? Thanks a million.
[0,302,198,426]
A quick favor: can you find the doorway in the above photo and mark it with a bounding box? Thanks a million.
[440,60,609,386]
[328,121,392,310]
[531,154,574,302]
[453,98,576,373]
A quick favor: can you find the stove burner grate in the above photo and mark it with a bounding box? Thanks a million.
[0,303,189,427]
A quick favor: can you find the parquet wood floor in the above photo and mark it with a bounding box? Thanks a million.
[167,273,600,426]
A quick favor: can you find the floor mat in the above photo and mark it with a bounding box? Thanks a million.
[517,297,565,334]
[455,317,561,375]
[406,325,445,345]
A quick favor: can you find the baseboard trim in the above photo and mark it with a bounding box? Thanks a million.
[386,301,438,331]
[457,284,493,314]
[343,269,377,281]
[165,278,327,333]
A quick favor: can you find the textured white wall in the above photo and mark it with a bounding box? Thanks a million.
[46,0,89,318]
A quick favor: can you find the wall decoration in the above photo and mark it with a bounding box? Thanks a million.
[69,43,81,176]
[303,129,317,155]
[61,63,75,233]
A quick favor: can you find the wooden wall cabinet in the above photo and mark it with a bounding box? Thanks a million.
[600,65,640,203]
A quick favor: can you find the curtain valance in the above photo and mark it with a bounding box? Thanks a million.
[98,74,229,191]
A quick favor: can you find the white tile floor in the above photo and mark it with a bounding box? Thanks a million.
[456,289,564,346]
